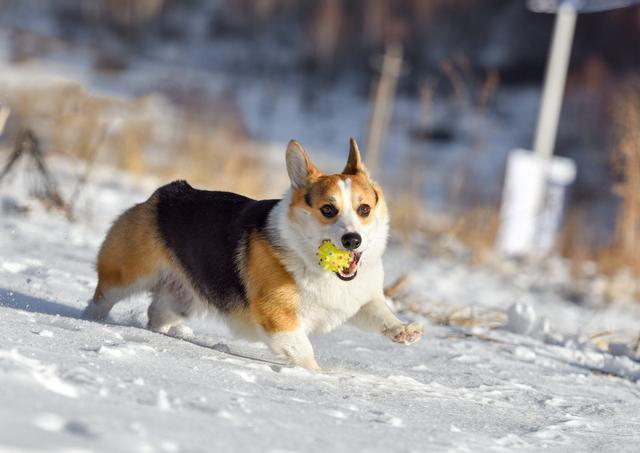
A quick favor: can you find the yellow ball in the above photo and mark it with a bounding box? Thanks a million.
[316,240,352,272]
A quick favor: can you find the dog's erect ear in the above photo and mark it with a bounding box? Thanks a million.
[342,138,367,175]
[286,140,320,190]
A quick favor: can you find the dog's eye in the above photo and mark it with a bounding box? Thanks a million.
[320,204,338,218]
[357,204,371,217]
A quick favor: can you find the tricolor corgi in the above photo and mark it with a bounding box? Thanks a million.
[83,139,423,369]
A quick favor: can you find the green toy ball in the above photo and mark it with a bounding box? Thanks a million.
[316,240,352,272]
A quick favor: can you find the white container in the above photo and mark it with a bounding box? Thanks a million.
[496,149,576,256]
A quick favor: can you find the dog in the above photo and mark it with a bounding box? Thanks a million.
[83,138,423,369]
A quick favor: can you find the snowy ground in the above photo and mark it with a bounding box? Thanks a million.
[1,159,640,453]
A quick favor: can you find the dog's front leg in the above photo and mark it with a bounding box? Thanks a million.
[267,329,320,370]
[245,233,320,370]
[350,296,423,345]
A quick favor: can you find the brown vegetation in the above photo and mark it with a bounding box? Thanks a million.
[0,79,272,215]
[609,79,640,272]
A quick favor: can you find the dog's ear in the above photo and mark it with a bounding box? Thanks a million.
[342,138,368,176]
[286,140,320,190]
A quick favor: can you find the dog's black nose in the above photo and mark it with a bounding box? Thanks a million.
[341,233,362,250]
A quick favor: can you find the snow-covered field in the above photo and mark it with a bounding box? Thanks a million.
[1,159,640,453]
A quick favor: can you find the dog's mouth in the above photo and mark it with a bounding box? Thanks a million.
[336,251,361,281]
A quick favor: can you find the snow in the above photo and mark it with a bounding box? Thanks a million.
[504,302,554,341]
[1,159,640,452]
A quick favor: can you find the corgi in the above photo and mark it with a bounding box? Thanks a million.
[83,138,423,369]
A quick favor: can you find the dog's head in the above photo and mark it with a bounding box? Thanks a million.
[283,138,389,281]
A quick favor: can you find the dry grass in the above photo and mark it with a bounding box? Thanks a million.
[441,54,500,207]
[388,65,499,261]
[608,79,640,273]
[164,114,269,198]
[387,123,499,263]
[0,79,271,217]
[569,79,640,301]
[383,274,409,298]
[554,78,640,302]
[388,188,499,267]
[387,190,429,242]
[399,298,507,330]
[69,0,166,28]
[559,202,616,272]
[446,207,500,263]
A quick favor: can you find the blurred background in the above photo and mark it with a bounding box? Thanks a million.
[0,0,639,300]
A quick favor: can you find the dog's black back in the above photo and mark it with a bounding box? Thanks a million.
[155,180,279,312]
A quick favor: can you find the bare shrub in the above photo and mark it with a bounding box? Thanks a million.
[610,79,640,273]
[441,53,500,209]
[559,79,640,301]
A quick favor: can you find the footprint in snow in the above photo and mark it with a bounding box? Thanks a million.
[232,370,257,383]
[325,409,348,420]
[33,413,94,437]
[531,416,589,444]
[211,342,232,353]
[512,346,537,363]
[0,261,28,273]
[451,354,481,364]
[0,349,78,398]
[61,366,104,388]
[85,342,156,358]
[31,329,54,337]
[368,409,403,427]
[120,333,151,343]
[41,318,81,332]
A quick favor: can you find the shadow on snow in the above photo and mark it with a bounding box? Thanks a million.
[0,287,83,318]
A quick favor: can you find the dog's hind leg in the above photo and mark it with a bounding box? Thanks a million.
[147,274,195,336]
[84,195,168,322]
[147,286,181,334]
[83,284,129,321]
[84,270,159,321]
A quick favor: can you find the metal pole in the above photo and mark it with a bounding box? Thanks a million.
[532,1,577,159]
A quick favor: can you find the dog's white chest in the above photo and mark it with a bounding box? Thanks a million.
[295,265,382,335]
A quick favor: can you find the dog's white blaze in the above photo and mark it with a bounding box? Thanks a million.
[337,178,352,212]
[336,178,361,238]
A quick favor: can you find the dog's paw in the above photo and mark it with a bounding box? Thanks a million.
[384,322,423,345]
[299,357,321,371]
[168,324,194,338]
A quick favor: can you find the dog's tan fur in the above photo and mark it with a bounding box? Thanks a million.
[245,233,300,333]
[93,195,172,303]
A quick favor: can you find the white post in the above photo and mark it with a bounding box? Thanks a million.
[532,1,577,160]
[497,2,578,256]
